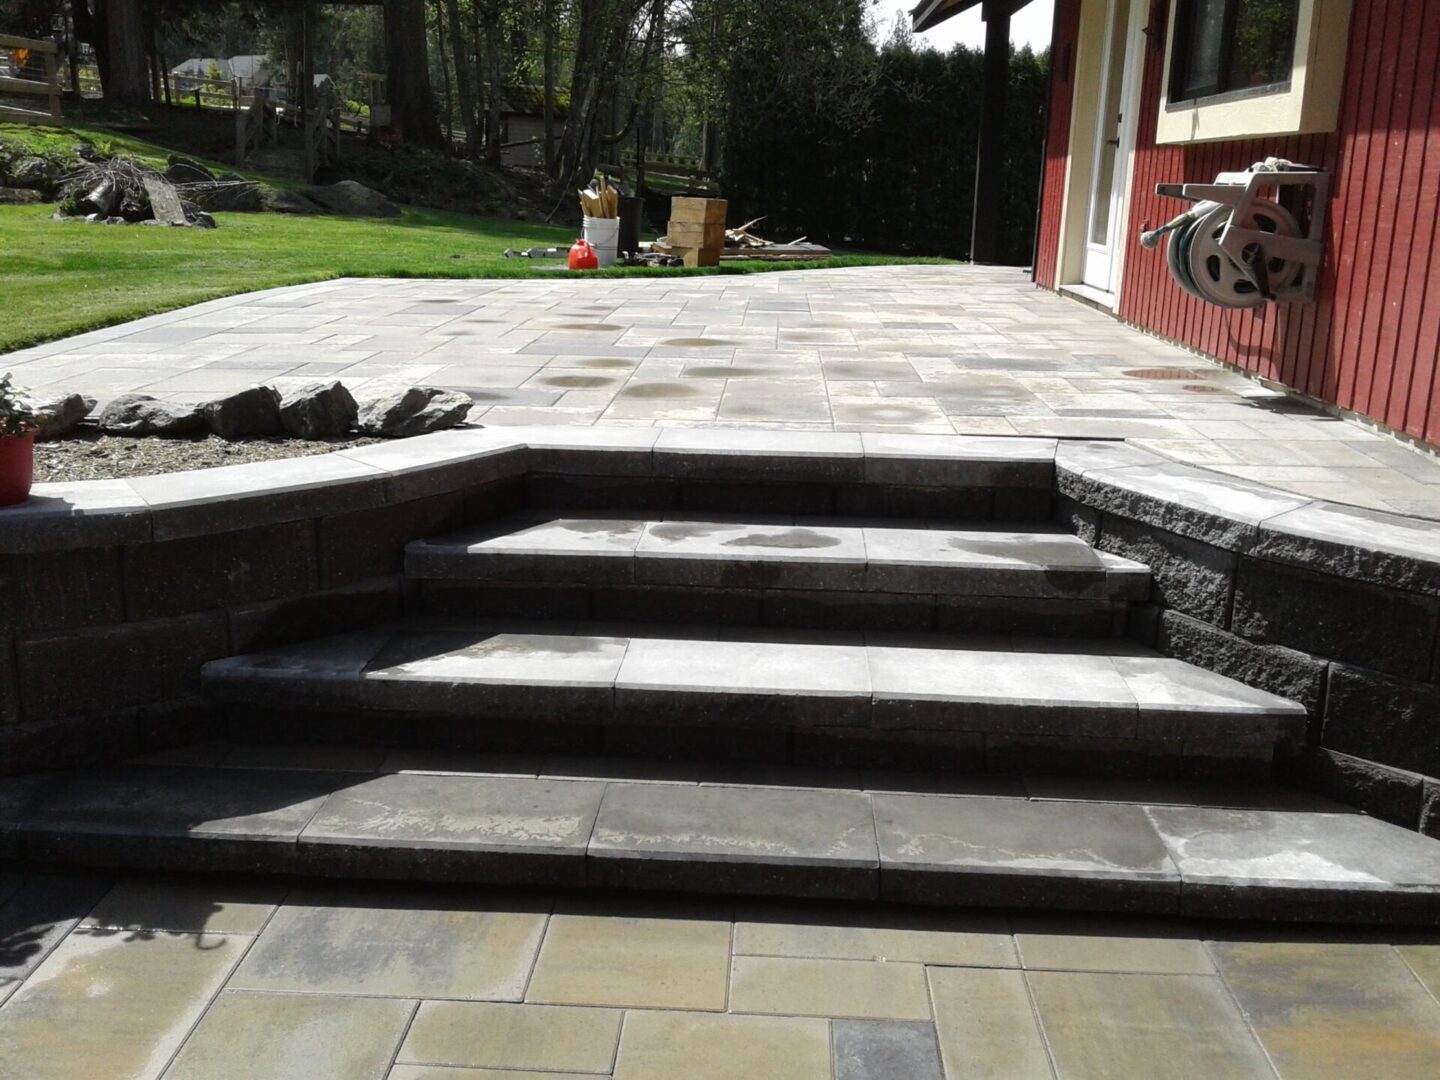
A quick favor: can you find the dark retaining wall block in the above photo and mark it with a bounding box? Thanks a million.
[0,712,140,776]
[1275,747,1426,829]
[0,547,125,633]
[1157,610,1328,721]
[17,611,230,721]
[0,635,16,725]
[122,521,319,620]
[317,493,466,589]
[1322,663,1440,777]
[1098,516,1234,626]
[1232,558,1439,679]
[228,578,403,654]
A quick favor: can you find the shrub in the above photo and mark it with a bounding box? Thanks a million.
[0,372,36,438]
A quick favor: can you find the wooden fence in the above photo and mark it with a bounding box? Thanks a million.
[303,81,340,181]
[235,86,279,167]
[0,33,61,125]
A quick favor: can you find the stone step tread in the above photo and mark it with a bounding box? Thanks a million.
[202,621,1308,741]
[405,515,1151,599]
[7,765,1438,923]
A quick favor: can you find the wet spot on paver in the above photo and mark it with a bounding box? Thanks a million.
[723,529,843,550]
[418,299,463,304]
[648,523,727,541]
[543,375,618,389]
[661,337,738,348]
[619,382,700,398]
[469,634,611,656]
[1182,384,1227,393]
[847,404,931,424]
[556,322,624,331]
[558,519,643,537]
[685,366,769,378]
[1123,368,1215,380]
[579,357,638,369]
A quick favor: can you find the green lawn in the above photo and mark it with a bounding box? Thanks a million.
[0,121,946,355]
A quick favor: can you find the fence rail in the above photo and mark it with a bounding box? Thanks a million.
[0,33,61,124]
[235,86,279,167]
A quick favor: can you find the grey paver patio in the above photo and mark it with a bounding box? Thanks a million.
[2,870,1439,1078]
[6,265,1438,516]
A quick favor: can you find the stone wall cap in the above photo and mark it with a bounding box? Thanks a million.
[1256,501,1440,595]
[862,433,1057,461]
[654,428,864,458]
[0,479,151,553]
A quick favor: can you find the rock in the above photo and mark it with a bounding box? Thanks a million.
[188,182,261,212]
[278,381,357,439]
[32,393,96,441]
[10,156,53,190]
[217,171,246,183]
[98,394,205,437]
[357,387,474,438]
[0,187,42,205]
[202,386,282,438]
[165,156,216,184]
[308,180,401,218]
[256,184,320,214]
[189,211,217,229]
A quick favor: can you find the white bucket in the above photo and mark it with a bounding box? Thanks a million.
[582,215,620,266]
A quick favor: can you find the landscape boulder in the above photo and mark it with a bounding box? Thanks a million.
[308,180,400,218]
[32,393,96,441]
[10,156,55,192]
[279,381,357,439]
[0,187,42,205]
[357,387,474,438]
[98,395,205,437]
[165,156,216,184]
[256,184,320,214]
[202,385,283,438]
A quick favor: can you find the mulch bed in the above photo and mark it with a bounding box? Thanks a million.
[33,429,384,483]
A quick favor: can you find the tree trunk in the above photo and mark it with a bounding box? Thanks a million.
[104,0,150,105]
[542,0,557,174]
[479,1,503,166]
[435,4,454,145]
[383,0,443,147]
[445,0,480,157]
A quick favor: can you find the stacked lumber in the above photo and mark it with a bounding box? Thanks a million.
[664,197,727,267]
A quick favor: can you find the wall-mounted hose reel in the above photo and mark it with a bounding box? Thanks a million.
[1143,159,1328,307]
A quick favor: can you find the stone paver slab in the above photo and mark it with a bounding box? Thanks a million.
[368,629,630,688]
[399,1000,622,1073]
[874,794,1178,911]
[1399,943,1440,1003]
[300,772,604,885]
[728,955,932,1020]
[82,876,282,935]
[1211,940,1440,1079]
[0,928,246,1080]
[613,1010,832,1080]
[1027,970,1274,1079]
[229,890,547,999]
[733,905,1016,966]
[1146,805,1440,919]
[589,782,878,898]
[164,990,415,1080]
[929,966,1053,1080]
[0,871,112,1006]
[635,519,867,589]
[1013,915,1215,974]
[526,912,731,1010]
[833,1019,944,1080]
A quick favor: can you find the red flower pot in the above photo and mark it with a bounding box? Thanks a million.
[0,430,36,507]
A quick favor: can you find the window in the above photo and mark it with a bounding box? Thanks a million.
[1168,0,1301,103]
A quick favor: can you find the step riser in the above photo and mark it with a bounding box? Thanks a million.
[218,707,1276,783]
[525,473,1055,522]
[415,582,1130,637]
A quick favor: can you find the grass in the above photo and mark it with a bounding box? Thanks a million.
[0,121,948,355]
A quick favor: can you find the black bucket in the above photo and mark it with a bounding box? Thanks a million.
[618,197,644,258]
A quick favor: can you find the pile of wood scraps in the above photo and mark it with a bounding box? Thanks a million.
[578,175,619,219]
[719,217,832,261]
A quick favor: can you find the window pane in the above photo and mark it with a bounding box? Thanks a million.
[1228,0,1300,90]
[1181,0,1227,98]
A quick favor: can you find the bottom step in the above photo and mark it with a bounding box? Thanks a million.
[6,759,1440,924]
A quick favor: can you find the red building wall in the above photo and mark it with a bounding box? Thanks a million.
[1037,0,1440,446]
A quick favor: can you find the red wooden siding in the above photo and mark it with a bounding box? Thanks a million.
[1035,0,1440,446]
[1033,0,1083,288]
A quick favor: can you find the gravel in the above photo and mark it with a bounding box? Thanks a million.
[33,429,385,483]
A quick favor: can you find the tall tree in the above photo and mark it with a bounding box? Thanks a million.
[444,0,481,156]
[383,0,442,146]
[105,0,151,104]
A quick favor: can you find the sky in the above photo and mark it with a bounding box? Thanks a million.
[882,0,1056,51]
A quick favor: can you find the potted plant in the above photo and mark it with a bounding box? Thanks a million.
[0,372,37,507]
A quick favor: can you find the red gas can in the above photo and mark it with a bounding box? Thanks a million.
[568,239,599,271]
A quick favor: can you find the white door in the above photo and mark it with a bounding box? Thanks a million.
[1082,0,1142,293]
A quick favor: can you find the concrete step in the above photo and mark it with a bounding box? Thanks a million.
[406,515,1151,600]
[202,621,1307,755]
[8,762,1439,923]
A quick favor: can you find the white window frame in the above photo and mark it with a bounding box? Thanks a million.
[1155,0,1352,144]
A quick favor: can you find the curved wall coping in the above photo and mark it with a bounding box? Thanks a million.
[4,427,1439,595]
